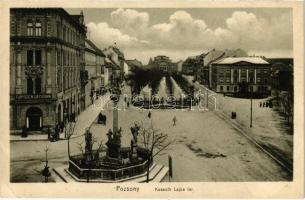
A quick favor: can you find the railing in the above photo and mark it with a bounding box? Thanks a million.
[69,148,151,181]
[68,159,150,181]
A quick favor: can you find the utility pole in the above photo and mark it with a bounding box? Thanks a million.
[206,89,209,109]
[250,87,253,128]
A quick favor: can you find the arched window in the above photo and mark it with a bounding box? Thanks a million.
[35,22,42,36]
[27,21,33,36]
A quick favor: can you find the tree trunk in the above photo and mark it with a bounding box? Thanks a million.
[146,156,151,183]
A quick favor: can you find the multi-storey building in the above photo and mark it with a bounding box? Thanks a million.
[10,8,86,133]
[84,39,106,107]
[211,57,271,95]
[148,55,177,73]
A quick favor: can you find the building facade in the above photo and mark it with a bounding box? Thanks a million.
[10,8,86,133]
[148,55,178,73]
[211,57,271,95]
[84,39,106,107]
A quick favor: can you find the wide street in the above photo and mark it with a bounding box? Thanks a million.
[10,87,291,182]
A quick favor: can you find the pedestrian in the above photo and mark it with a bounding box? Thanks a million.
[127,101,130,108]
[260,102,262,107]
[173,116,177,126]
[263,102,265,107]
[47,127,51,140]
[148,111,151,119]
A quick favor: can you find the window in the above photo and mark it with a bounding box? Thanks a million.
[63,26,66,41]
[57,50,60,65]
[27,21,33,36]
[27,50,33,65]
[57,22,60,37]
[35,50,41,65]
[35,77,41,94]
[264,78,268,84]
[220,86,223,91]
[35,22,42,36]
[27,50,41,65]
[219,78,224,83]
[27,78,33,94]
[257,77,261,83]
[227,86,230,91]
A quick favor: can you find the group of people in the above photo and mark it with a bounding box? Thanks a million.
[259,101,273,108]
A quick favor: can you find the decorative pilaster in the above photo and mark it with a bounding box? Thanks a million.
[238,69,241,82]
[254,69,257,84]
[16,45,22,94]
[246,69,249,83]
[46,43,52,94]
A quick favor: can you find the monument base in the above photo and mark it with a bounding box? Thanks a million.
[53,162,169,183]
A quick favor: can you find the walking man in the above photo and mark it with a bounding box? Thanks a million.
[173,116,177,126]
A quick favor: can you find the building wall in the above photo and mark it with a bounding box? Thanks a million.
[10,8,86,132]
[211,63,271,94]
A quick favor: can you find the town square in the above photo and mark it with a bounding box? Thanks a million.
[9,7,293,183]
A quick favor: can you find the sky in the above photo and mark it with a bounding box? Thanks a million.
[67,8,293,64]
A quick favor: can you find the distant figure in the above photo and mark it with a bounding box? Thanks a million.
[260,102,262,107]
[127,101,130,108]
[263,102,265,107]
[173,116,177,126]
[266,102,269,107]
[148,111,151,119]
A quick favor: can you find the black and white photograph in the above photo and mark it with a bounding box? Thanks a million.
[1,1,304,198]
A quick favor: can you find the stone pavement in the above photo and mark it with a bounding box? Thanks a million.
[10,93,111,142]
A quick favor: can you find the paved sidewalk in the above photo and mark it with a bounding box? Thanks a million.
[10,93,111,142]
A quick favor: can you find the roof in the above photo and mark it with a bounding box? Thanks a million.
[85,39,105,57]
[125,59,143,68]
[11,8,86,33]
[214,57,269,65]
[105,57,120,70]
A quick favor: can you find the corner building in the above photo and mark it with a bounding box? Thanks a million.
[10,8,86,133]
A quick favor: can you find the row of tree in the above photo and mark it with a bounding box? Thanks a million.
[127,68,164,95]
[171,74,195,97]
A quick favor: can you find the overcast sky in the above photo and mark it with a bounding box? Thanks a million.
[67,8,293,64]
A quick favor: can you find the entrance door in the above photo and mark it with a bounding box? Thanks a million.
[26,107,42,131]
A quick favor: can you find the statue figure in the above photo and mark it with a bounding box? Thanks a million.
[106,129,113,142]
[130,123,140,144]
[130,123,140,159]
[105,127,122,158]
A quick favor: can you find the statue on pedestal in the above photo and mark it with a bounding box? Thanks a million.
[106,128,122,158]
[130,123,140,159]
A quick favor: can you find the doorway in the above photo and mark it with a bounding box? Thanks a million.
[26,107,42,131]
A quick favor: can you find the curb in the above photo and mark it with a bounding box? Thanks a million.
[214,110,293,175]
[10,95,111,142]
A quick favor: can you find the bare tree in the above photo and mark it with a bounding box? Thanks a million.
[66,121,76,158]
[138,121,172,183]
[41,145,51,183]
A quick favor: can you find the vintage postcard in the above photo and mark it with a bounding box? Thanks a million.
[0,0,304,198]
